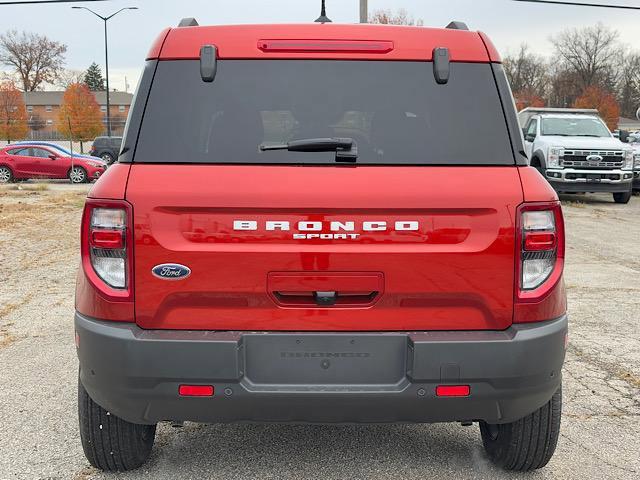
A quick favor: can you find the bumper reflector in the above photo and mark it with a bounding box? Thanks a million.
[436,385,470,397]
[179,385,214,397]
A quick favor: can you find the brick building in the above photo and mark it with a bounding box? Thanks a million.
[22,91,133,139]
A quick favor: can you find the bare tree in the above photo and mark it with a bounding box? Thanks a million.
[617,52,640,118]
[56,69,86,89]
[548,65,581,108]
[0,31,67,92]
[503,44,549,99]
[550,23,620,92]
[369,8,424,26]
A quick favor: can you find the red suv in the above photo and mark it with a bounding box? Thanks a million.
[75,20,567,473]
[0,144,105,183]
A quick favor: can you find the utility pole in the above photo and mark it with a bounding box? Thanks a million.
[72,6,138,137]
[360,0,368,23]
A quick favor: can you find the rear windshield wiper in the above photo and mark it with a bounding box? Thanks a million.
[260,137,357,163]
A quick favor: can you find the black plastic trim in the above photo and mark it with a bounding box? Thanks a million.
[118,60,158,164]
[491,63,529,166]
[200,45,217,82]
[549,179,633,193]
[178,17,199,27]
[446,21,469,30]
[432,47,450,84]
[76,312,567,426]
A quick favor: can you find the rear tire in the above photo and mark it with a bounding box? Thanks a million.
[0,165,13,183]
[480,386,562,471]
[613,190,632,204]
[78,377,156,471]
[101,153,114,165]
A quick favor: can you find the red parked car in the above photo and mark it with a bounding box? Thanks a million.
[75,20,567,472]
[0,144,106,184]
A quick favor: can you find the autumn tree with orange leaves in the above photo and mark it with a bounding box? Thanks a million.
[58,82,103,151]
[515,90,546,112]
[0,81,28,143]
[573,86,620,131]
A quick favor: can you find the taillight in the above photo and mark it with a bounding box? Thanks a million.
[516,202,564,300]
[81,199,133,300]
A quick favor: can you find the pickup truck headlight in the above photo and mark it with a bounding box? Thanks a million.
[547,147,564,168]
[633,153,640,170]
[623,150,634,170]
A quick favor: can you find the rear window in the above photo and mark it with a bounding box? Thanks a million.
[134,60,514,165]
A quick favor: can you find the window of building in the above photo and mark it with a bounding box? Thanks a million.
[46,105,52,112]
[46,119,53,125]
[27,106,33,113]
[119,105,125,113]
[100,106,107,112]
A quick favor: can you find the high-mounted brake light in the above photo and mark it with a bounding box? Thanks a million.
[516,203,564,298]
[257,39,394,53]
[81,200,133,300]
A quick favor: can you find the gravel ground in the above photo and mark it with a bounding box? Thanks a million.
[0,184,638,479]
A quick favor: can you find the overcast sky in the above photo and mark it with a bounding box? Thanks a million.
[2,0,639,92]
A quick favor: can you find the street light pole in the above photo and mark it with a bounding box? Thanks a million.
[72,6,138,138]
[360,0,368,23]
[103,17,110,136]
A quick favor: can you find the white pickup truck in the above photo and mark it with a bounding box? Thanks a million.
[519,108,635,204]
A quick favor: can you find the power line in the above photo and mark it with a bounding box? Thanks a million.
[0,0,108,5]
[513,0,640,10]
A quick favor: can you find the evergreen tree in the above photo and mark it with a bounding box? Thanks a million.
[84,62,105,91]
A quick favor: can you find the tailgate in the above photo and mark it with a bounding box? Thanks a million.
[127,165,523,331]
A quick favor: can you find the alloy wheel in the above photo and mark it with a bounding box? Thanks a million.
[69,167,86,184]
[0,166,12,183]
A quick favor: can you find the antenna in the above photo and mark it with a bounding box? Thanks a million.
[315,0,332,23]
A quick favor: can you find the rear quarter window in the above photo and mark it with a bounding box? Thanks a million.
[134,60,515,165]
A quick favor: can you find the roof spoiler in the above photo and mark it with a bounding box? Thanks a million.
[446,21,469,30]
[178,17,199,27]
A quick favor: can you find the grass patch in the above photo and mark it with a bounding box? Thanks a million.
[5,183,49,192]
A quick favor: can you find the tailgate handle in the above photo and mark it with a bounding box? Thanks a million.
[272,290,379,307]
[268,272,384,308]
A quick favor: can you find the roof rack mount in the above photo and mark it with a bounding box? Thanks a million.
[178,17,199,27]
[446,21,469,30]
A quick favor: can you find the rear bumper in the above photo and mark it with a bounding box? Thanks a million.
[75,312,567,425]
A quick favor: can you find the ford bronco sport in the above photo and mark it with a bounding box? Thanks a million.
[75,20,567,472]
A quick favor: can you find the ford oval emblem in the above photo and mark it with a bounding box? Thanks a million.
[152,264,191,280]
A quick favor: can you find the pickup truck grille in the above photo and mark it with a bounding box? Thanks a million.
[561,150,624,169]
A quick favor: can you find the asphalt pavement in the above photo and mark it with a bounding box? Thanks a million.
[0,186,638,479]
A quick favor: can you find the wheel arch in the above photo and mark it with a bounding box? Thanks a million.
[530,151,547,169]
